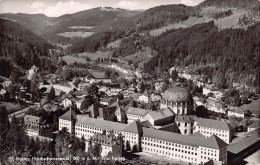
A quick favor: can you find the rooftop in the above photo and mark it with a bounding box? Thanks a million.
[147,108,175,121]
[142,127,227,149]
[162,86,190,102]
[228,136,259,154]
[59,109,77,121]
[122,121,143,134]
[76,115,126,132]
[126,107,152,117]
[24,115,41,132]
[195,118,232,131]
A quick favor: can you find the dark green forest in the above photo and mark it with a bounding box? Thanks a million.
[143,21,259,89]
[0,18,57,78]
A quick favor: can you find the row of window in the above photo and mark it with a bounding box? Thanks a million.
[143,147,197,162]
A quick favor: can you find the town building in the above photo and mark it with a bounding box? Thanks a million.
[85,133,122,158]
[193,118,233,144]
[141,127,228,164]
[74,115,126,139]
[160,86,193,115]
[227,107,246,118]
[138,94,149,103]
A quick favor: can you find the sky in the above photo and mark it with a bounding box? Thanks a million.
[0,0,205,17]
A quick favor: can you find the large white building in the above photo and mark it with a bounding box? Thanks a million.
[160,86,193,115]
[193,118,233,144]
[58,110,228,164]
[142,127,228,164]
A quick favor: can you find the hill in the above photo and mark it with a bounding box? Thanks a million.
[0,7,141,44]
[0,18,56,79]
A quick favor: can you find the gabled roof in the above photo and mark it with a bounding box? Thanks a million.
[122,121,143,135]
[195,118,232,131]
[142,127,227,149]
[59,109,77,121]
[109,100,120,108]
[207,134,228,150]
[245,127,260,139]
[76,115,126,132]
[147,108,175,121]
[126,107,152,117]
[175,114,192,123]
[228,136,259,154]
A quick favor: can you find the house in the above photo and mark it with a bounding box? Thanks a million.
[78,82,91,90]
[27,65,38,80]
[193,118,233,144]
[206,102,226,114]
[154,81,163,91]
[227,107,246,118]
[150,93,161,102]
[24,115,53,139]
[75,97,85,110]
[85,133,122,157]
[144,108,175,126]
[126,107,152,124]
[247,121,260,132]
[100,97,110,106]
[61,97,73,108]
[138,94,149,103]
[24,115,41,137]
[107,88,122,96]
[59,109,77,134]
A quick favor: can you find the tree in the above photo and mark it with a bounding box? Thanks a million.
[93,143,102,158]
[48,87,55,101]
[171,70,179,81]
[73,78,81,88]
[117,92,124,101]
[87,84,99,96]
[126,140,131,151]
[132,144,138,153]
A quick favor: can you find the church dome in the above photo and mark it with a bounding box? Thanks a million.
[163,86,190,102]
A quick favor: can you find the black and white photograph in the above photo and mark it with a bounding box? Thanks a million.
[0,0,259,164]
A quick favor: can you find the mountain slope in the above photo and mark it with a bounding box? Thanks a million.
[0,18,56,78]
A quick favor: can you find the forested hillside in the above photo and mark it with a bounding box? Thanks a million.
[143,21,259,89]
[67,4,195,53]
[0,18,56,78]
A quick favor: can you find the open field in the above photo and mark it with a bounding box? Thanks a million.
[78,51,112,61]
[68,26,94,29]
[88,69,106,78]
[62,55,87,64]
[57,31,94,38]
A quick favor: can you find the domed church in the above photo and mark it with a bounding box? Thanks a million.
[160,86,193,115]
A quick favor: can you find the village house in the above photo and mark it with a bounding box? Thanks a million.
[61,95,74,108]
[100,97,110,106]
[75,97,85,110]
[27,65,38,80]
[227,107,246,118]
[138,94,149,103]
[24,115,53,140]
[150,93,161,102]
[193,96,205,106]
